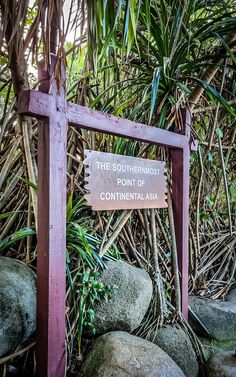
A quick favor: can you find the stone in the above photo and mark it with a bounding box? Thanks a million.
[189,294,236,341]
[207,351,236,377]
[225,287,236,303]
[148,325,199,377]
[81,331,186,377]
[92,260,153,335]
[0,257,36,357]
[199,337,236,361]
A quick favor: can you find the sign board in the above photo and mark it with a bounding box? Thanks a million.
[18,54,193,377]
[84,149,167,210]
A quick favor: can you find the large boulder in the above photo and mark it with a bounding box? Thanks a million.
[207,351,236,377]
[81,331,186,377]
[148,325,199,377]
[0,257,36,357]
[92,260,153,335]
[189,293,236,341]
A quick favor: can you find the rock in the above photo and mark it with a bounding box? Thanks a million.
[148,325,199,377]
[0,257,36,357]
[199,337,236,361]
[93,260,153,335]
[225,287,236,303]
[189,295,236,341]
[81,331,186,377]
[6,365,19,376]
[207,351,236,377]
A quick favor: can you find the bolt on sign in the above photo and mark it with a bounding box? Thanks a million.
[84,149,167,210]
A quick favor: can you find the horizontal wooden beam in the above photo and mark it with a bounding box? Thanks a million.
[67,103,189,150]
[18,90,193,150]
[17,90,55,118]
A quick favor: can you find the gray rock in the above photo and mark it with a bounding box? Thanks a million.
[226,287,236,303]
[148,325,199,377]
[93,260,153,335]
[189,295,236,341]
[81,331,186,377]
[0,257,36,357]
[207,351,236,377]
[199,337,236,361]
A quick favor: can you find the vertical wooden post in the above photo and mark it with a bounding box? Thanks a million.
[36,56,67,377]
[171,110,191,319]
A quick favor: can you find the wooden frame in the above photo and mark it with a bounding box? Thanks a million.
[17,57,197,377]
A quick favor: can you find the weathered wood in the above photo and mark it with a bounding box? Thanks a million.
[171,110,191,319]
[36,58,67,377]
[67,103,188,149]
[17,90,54,117]
[84,150,168,210]
[18,90,192,150]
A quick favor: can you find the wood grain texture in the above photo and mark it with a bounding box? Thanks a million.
[171,110,191,319]
[36,57,67,377]
[18,90,193,150]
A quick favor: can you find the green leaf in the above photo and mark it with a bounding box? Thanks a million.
[87,308,95,321]
[0,227,36,251]
[149,67,161,124]
[82,271,90,283]
[177,82,191,94]
[0,211,20,220]
[213,32,236,65]
[216,128,223,138]
[191,77,236,116]
[86,322,96,334]
[207,153,213,162]
[17,176,38,190]
[205,196,214,207]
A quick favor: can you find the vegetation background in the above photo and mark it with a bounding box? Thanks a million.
[0,0,235,374]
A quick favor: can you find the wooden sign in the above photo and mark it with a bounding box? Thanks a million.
[17,54,196,377]
[84,149,167,210]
